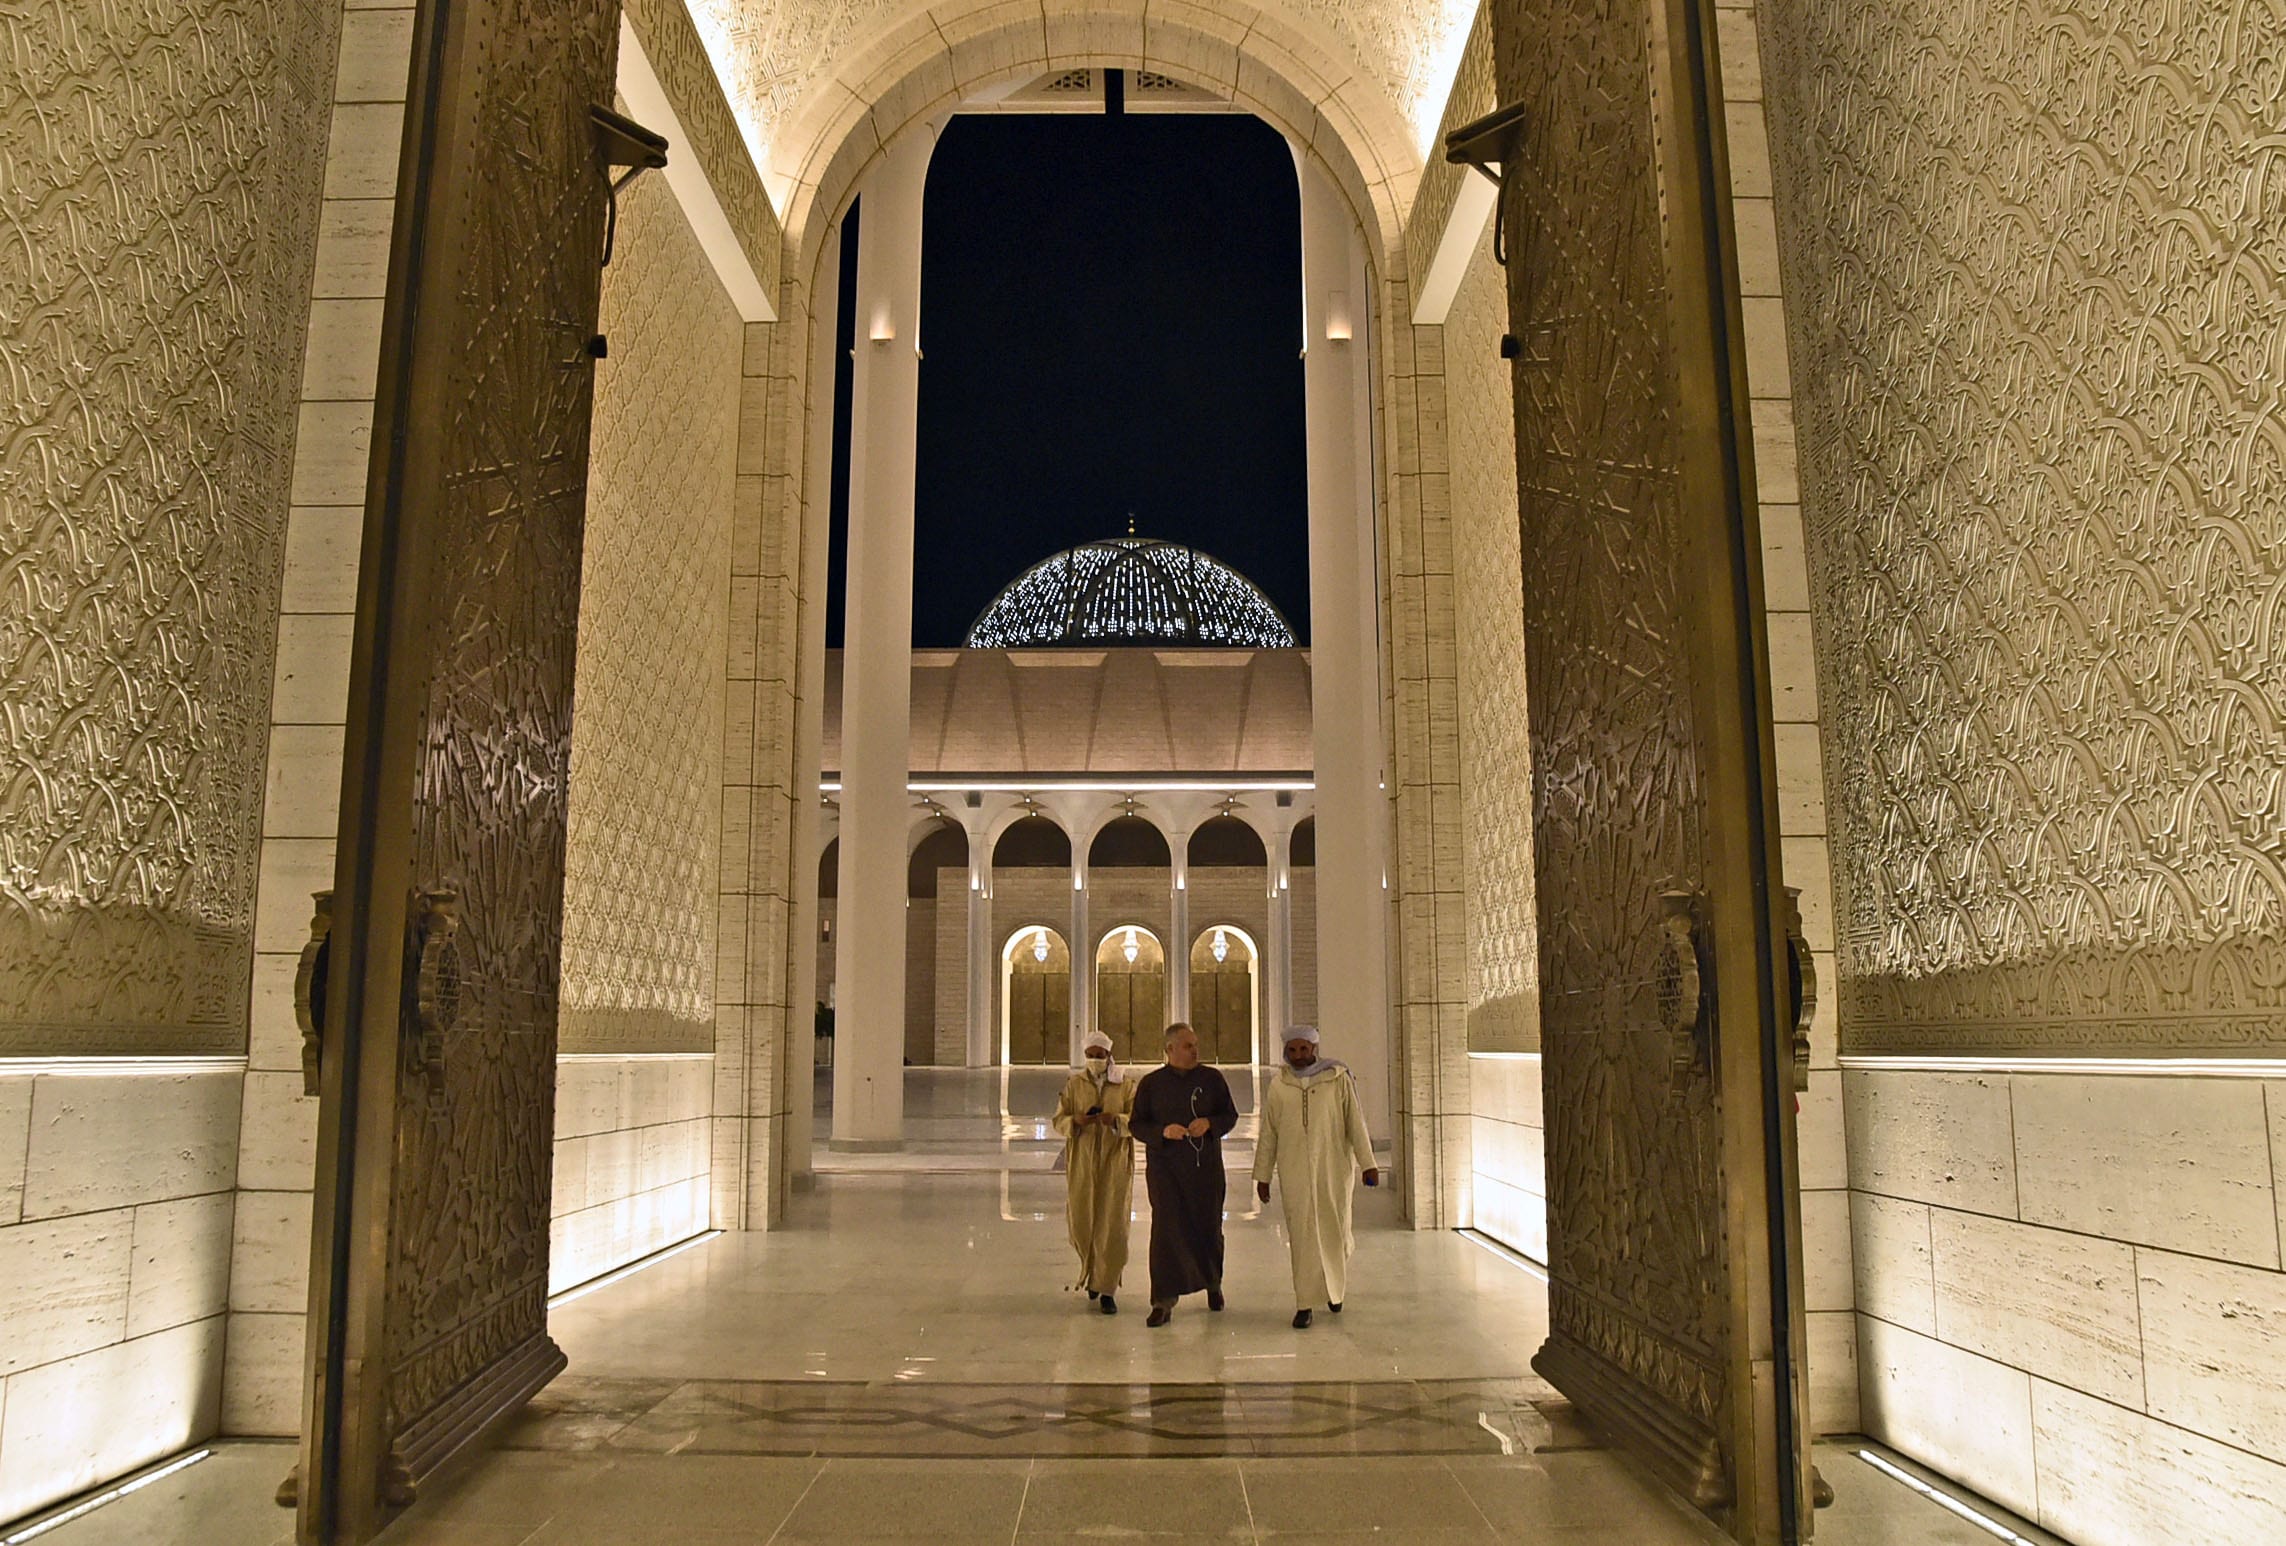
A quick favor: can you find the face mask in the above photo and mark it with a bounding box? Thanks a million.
[1085,1055,1109,1073]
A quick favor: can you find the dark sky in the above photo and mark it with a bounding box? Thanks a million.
[825,105,1308,647]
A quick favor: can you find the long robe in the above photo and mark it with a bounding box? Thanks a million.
[1051,1069,1134,1294]
[1128,1062,1240,1304]
[1254,1064,1376,1310]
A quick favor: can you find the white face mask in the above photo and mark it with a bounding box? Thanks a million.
[1085,1055,1109,1073]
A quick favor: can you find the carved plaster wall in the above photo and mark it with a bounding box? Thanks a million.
[0,0,336,1055]
[561,172,742,1055]
[1763,0,2286,1056]
[1445,220,1539,1051]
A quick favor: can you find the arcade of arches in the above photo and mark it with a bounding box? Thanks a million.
[3,1,2283,1544]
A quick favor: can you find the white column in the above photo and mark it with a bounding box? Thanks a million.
[1068,852,1090,1065]
[830,130,933,1149]
[779,218,844,1190]
[965,822,994,1067]
[1298,154,1392,1128]
[1167,836,1191,1027]
[1265,824,1293,1052]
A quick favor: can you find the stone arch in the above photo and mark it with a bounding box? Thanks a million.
[772,1,1416,284]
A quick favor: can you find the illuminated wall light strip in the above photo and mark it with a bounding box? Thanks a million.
[4,1449,212,1544]
[1460,1227,1550,1282]
[1840,1054,2286,1080]
[1854,1450,2038,1545]
[547,1229,722,1309]
[0,1056,246,1077]
[555,1051,714,1063]
[818,781,1316,794]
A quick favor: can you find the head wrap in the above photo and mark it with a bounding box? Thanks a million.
[1281,1024,1344,1078]
[1081,1029,1124,1083]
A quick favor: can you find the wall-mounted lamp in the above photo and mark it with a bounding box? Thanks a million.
[1032,929,1050,963]
[1073,872,1084,891]
[1122,927,1140,965]
[1324,291,1352,343]
[869,310,895,343]
[1211,928,1229,964]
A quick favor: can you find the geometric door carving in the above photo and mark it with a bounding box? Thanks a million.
[1473,0,1813,1538]
[295,0,624,1539]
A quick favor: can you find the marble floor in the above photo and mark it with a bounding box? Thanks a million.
[27,1069,2058,1545]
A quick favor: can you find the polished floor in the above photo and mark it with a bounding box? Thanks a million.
[36,1068,2056,1545]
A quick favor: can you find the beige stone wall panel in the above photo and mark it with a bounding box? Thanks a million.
[0,0,340,1055]
[1762,0,2286,1056]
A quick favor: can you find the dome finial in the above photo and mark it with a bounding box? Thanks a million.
[1126,512,1137,537]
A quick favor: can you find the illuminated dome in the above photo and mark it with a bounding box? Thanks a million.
[964,536,1297,649]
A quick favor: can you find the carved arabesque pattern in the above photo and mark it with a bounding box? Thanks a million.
[381,0,617,1438]
[0,0,336,1053]
[1496,0,1726,1455]
[621,0,782,298]
[561,172,740,1056]
[1761,0,2286,1055]
[1446,221,1540,1050]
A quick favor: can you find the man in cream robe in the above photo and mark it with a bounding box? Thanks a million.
[1053,1030,1135,1313]
[1253,1026,1378,1328]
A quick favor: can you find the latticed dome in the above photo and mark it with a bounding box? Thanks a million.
[964,537,1297,648]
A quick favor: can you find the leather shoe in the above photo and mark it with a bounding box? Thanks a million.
[1100,1294,1117,1315]
[1147,1305,1172,1327]
[1207,1288,1226,1312]
[1328,1302,1342,1313]
[1292,1309,1313,1329]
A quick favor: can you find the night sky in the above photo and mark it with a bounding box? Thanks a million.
[825,106,1309,648]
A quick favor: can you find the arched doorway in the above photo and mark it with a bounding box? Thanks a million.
[1092,924,1165,1063]
[1000,925,1070,1065]
[1188,924,1258,1066]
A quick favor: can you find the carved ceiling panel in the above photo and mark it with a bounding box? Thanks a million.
[0,0,335,1054]
[1762,0,2286,1054]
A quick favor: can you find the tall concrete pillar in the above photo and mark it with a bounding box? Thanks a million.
[1167,836,1191,1028]
[965,822,994,1067]
[1298,154,1392,1128]
[831,129,934,1149]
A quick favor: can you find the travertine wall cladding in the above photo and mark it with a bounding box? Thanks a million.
[0,0,337,1055]
[1763,0,2286,1056]
[561,170,741,1055]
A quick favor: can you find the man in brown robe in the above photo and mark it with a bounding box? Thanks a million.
[1127,1022,1240,1326]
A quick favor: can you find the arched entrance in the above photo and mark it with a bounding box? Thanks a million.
[1091,924,1166,1063]
[1188,924,1259,1066]
[1000,925,1071,1065]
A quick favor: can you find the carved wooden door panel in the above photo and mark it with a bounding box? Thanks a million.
[1472,0,1812,1539]
[296,0,621,1540]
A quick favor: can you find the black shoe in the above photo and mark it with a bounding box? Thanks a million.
[1329,1302,1342,1313]
[1292,1309,1313,1329]
[1208,1288,1226,1312]
[1087,1290,1099,1301]
[1100,1294,1117,1315]
[1147,1305,1172,1327]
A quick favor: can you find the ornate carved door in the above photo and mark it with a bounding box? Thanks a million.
[1468,0,1812,1539]
[295,1,623,1540]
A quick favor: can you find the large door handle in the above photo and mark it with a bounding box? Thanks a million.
[294,892,334,1097]
[411,887,463,1114]
[1655,888,1710,1094]
[1781,887,1816,1094]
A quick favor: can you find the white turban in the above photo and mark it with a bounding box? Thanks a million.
[1082,1030,1114,1054]
[1284,1025,1320,1046]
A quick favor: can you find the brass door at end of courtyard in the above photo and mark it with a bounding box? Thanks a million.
[1004,926,1072,1064]
[1473,0,1812,1539]
[1189,927,1257,1065]
[295,1,623,1541]
[1092,926,1166,1064]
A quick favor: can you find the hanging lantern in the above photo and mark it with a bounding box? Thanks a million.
[1122,926,1139,965]
[1032,929,1050,963]
[1211,928,1229,964]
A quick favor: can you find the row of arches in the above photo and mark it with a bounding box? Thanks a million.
[818,813,1317,896]
[1002,924,1260,1065]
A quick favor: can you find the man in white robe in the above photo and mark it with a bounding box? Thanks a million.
[1253,1026,1378,1328]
